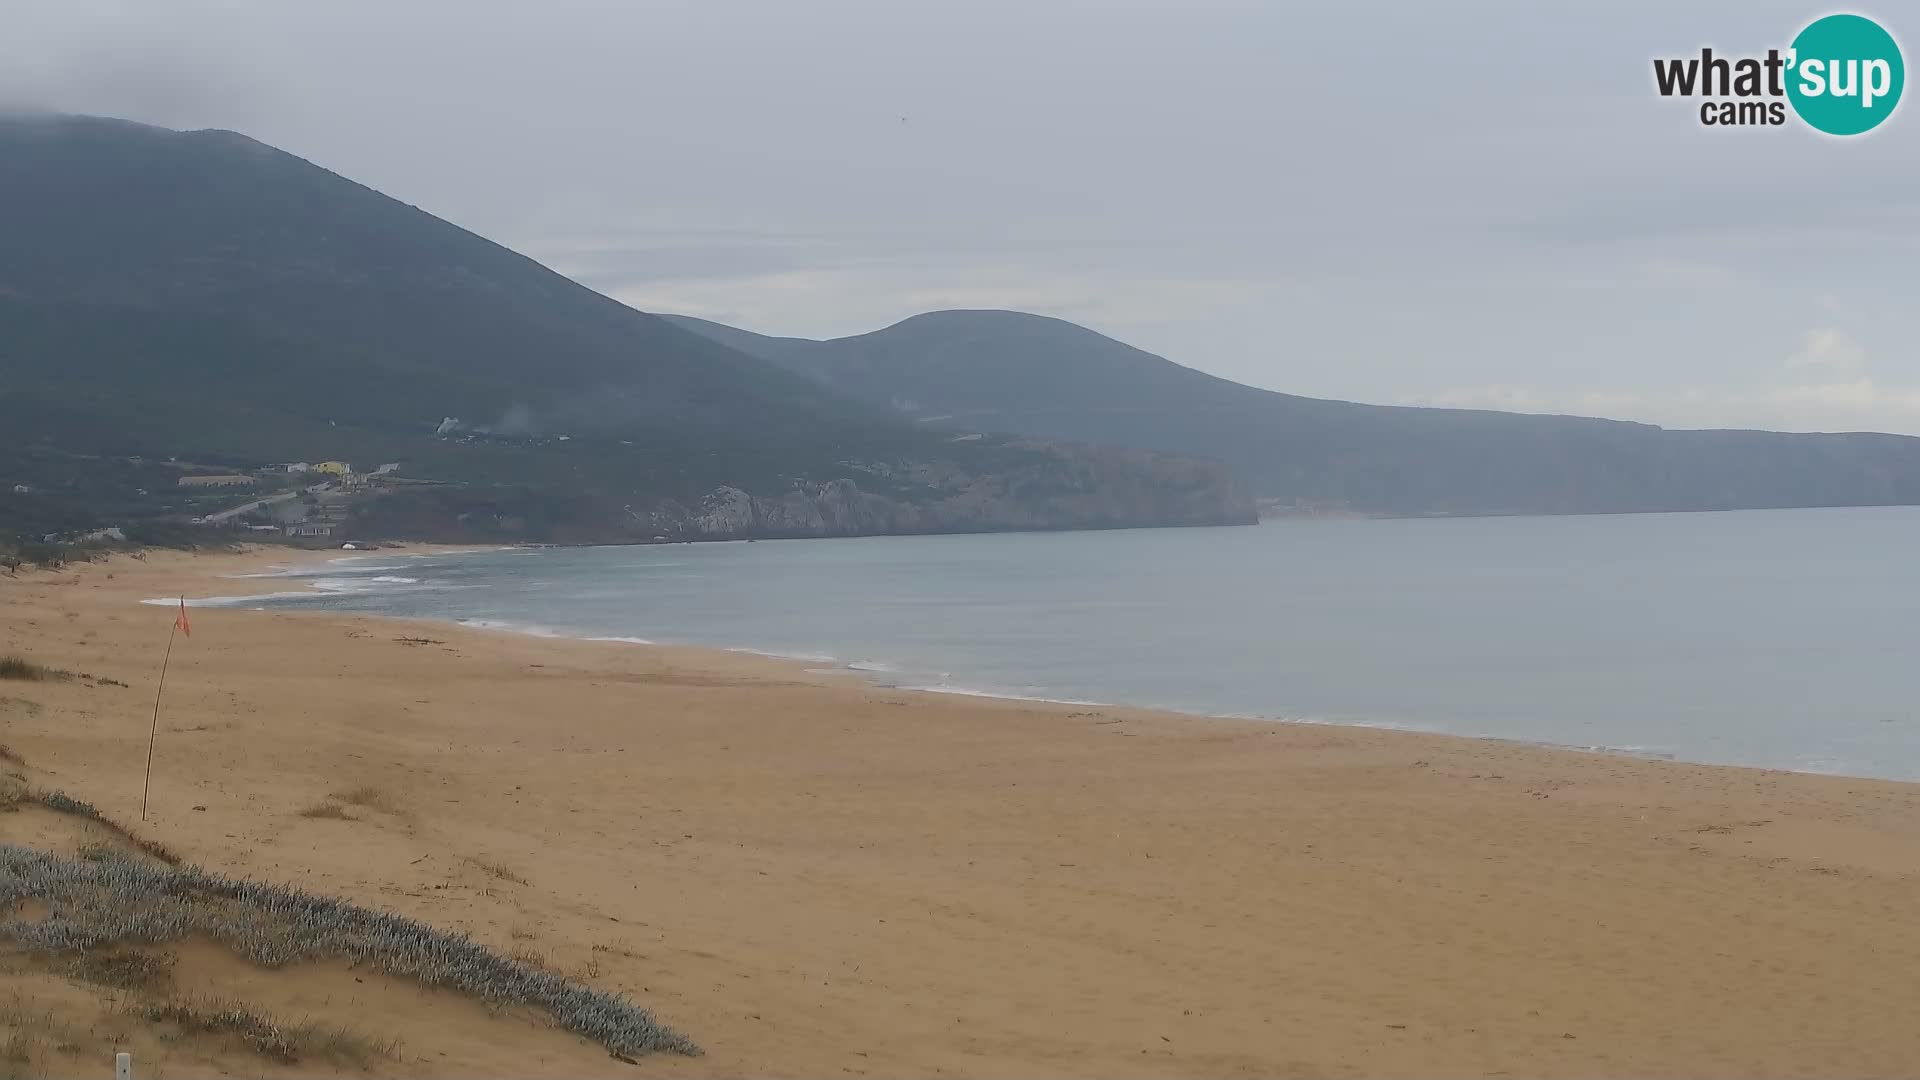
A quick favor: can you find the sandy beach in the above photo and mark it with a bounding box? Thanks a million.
[3,546,1920,1077]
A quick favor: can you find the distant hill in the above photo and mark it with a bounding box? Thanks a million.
[667,310,1920,516]
[0,114,885,463]
[0,116,1251,542]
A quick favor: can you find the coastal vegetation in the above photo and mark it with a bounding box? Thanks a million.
[0,843,697,1061]
[0,657,57,683]
[0,770,696,1067]
[131,996,401,1068]
[0,837,698,1053]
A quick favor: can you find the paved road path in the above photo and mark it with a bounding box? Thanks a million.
[201,481,333,524]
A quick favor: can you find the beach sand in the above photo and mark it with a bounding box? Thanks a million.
[3,546,1919,1077]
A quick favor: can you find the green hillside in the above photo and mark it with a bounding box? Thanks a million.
[668,310,1920,516]
[0,116,1251,542]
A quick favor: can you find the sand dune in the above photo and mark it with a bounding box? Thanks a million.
[3,547,1919,1077]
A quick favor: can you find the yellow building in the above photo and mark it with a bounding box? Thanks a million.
[314,461,353,477]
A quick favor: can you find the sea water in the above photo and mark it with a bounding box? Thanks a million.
[181,507,1920,780]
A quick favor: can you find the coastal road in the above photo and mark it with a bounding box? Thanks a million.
[200,481,334,524]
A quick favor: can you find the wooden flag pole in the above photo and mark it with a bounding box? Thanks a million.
[141,598,184,823]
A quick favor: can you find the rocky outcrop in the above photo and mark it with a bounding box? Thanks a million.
[348,440,1255,545]
[638,441,1255,541]
[686,479,906,537]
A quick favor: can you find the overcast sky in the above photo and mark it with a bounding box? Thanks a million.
[4,0,1916,432]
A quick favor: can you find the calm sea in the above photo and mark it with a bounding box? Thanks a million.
[188,507,1920,781]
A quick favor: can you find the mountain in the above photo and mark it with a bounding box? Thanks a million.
[666,310,1920,517]
[0,115,1252,542]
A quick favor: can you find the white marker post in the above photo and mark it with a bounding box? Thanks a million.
[115,1051,131,1080]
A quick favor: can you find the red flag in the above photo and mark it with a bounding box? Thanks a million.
[175,597,191,638]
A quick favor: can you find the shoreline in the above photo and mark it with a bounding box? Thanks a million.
[7,546,1920,1076]
[171,544,1893,786]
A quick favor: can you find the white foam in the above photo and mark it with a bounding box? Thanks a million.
[226,547,489,581]
[725,646,838,663]
[902,684,1115,708]
[1587,743,1677,761]
[845,660,896,673]
[456,618,562,638]
[308,575,425,594]
[587,635,657,646]
[1787,756,1857,776]
[227,561,406,579]
[335,548,487,562]
[1327,716,1439,734]
[142,592,318,607]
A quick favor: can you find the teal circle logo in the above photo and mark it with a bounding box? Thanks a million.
[1787,14,1904,135]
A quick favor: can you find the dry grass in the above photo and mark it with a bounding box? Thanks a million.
[62,945,177,992]
[297,801,357,821]
[0,1029,29,1065]
[33,790,98,819]
[467,858,529,886]
[130,836,178,865]
[330,785,402,814]
[0,657,59,682]
[30,790,179,866]
[138,996,400,1067]
[0,991,110,1068]
[507,945,549,971]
